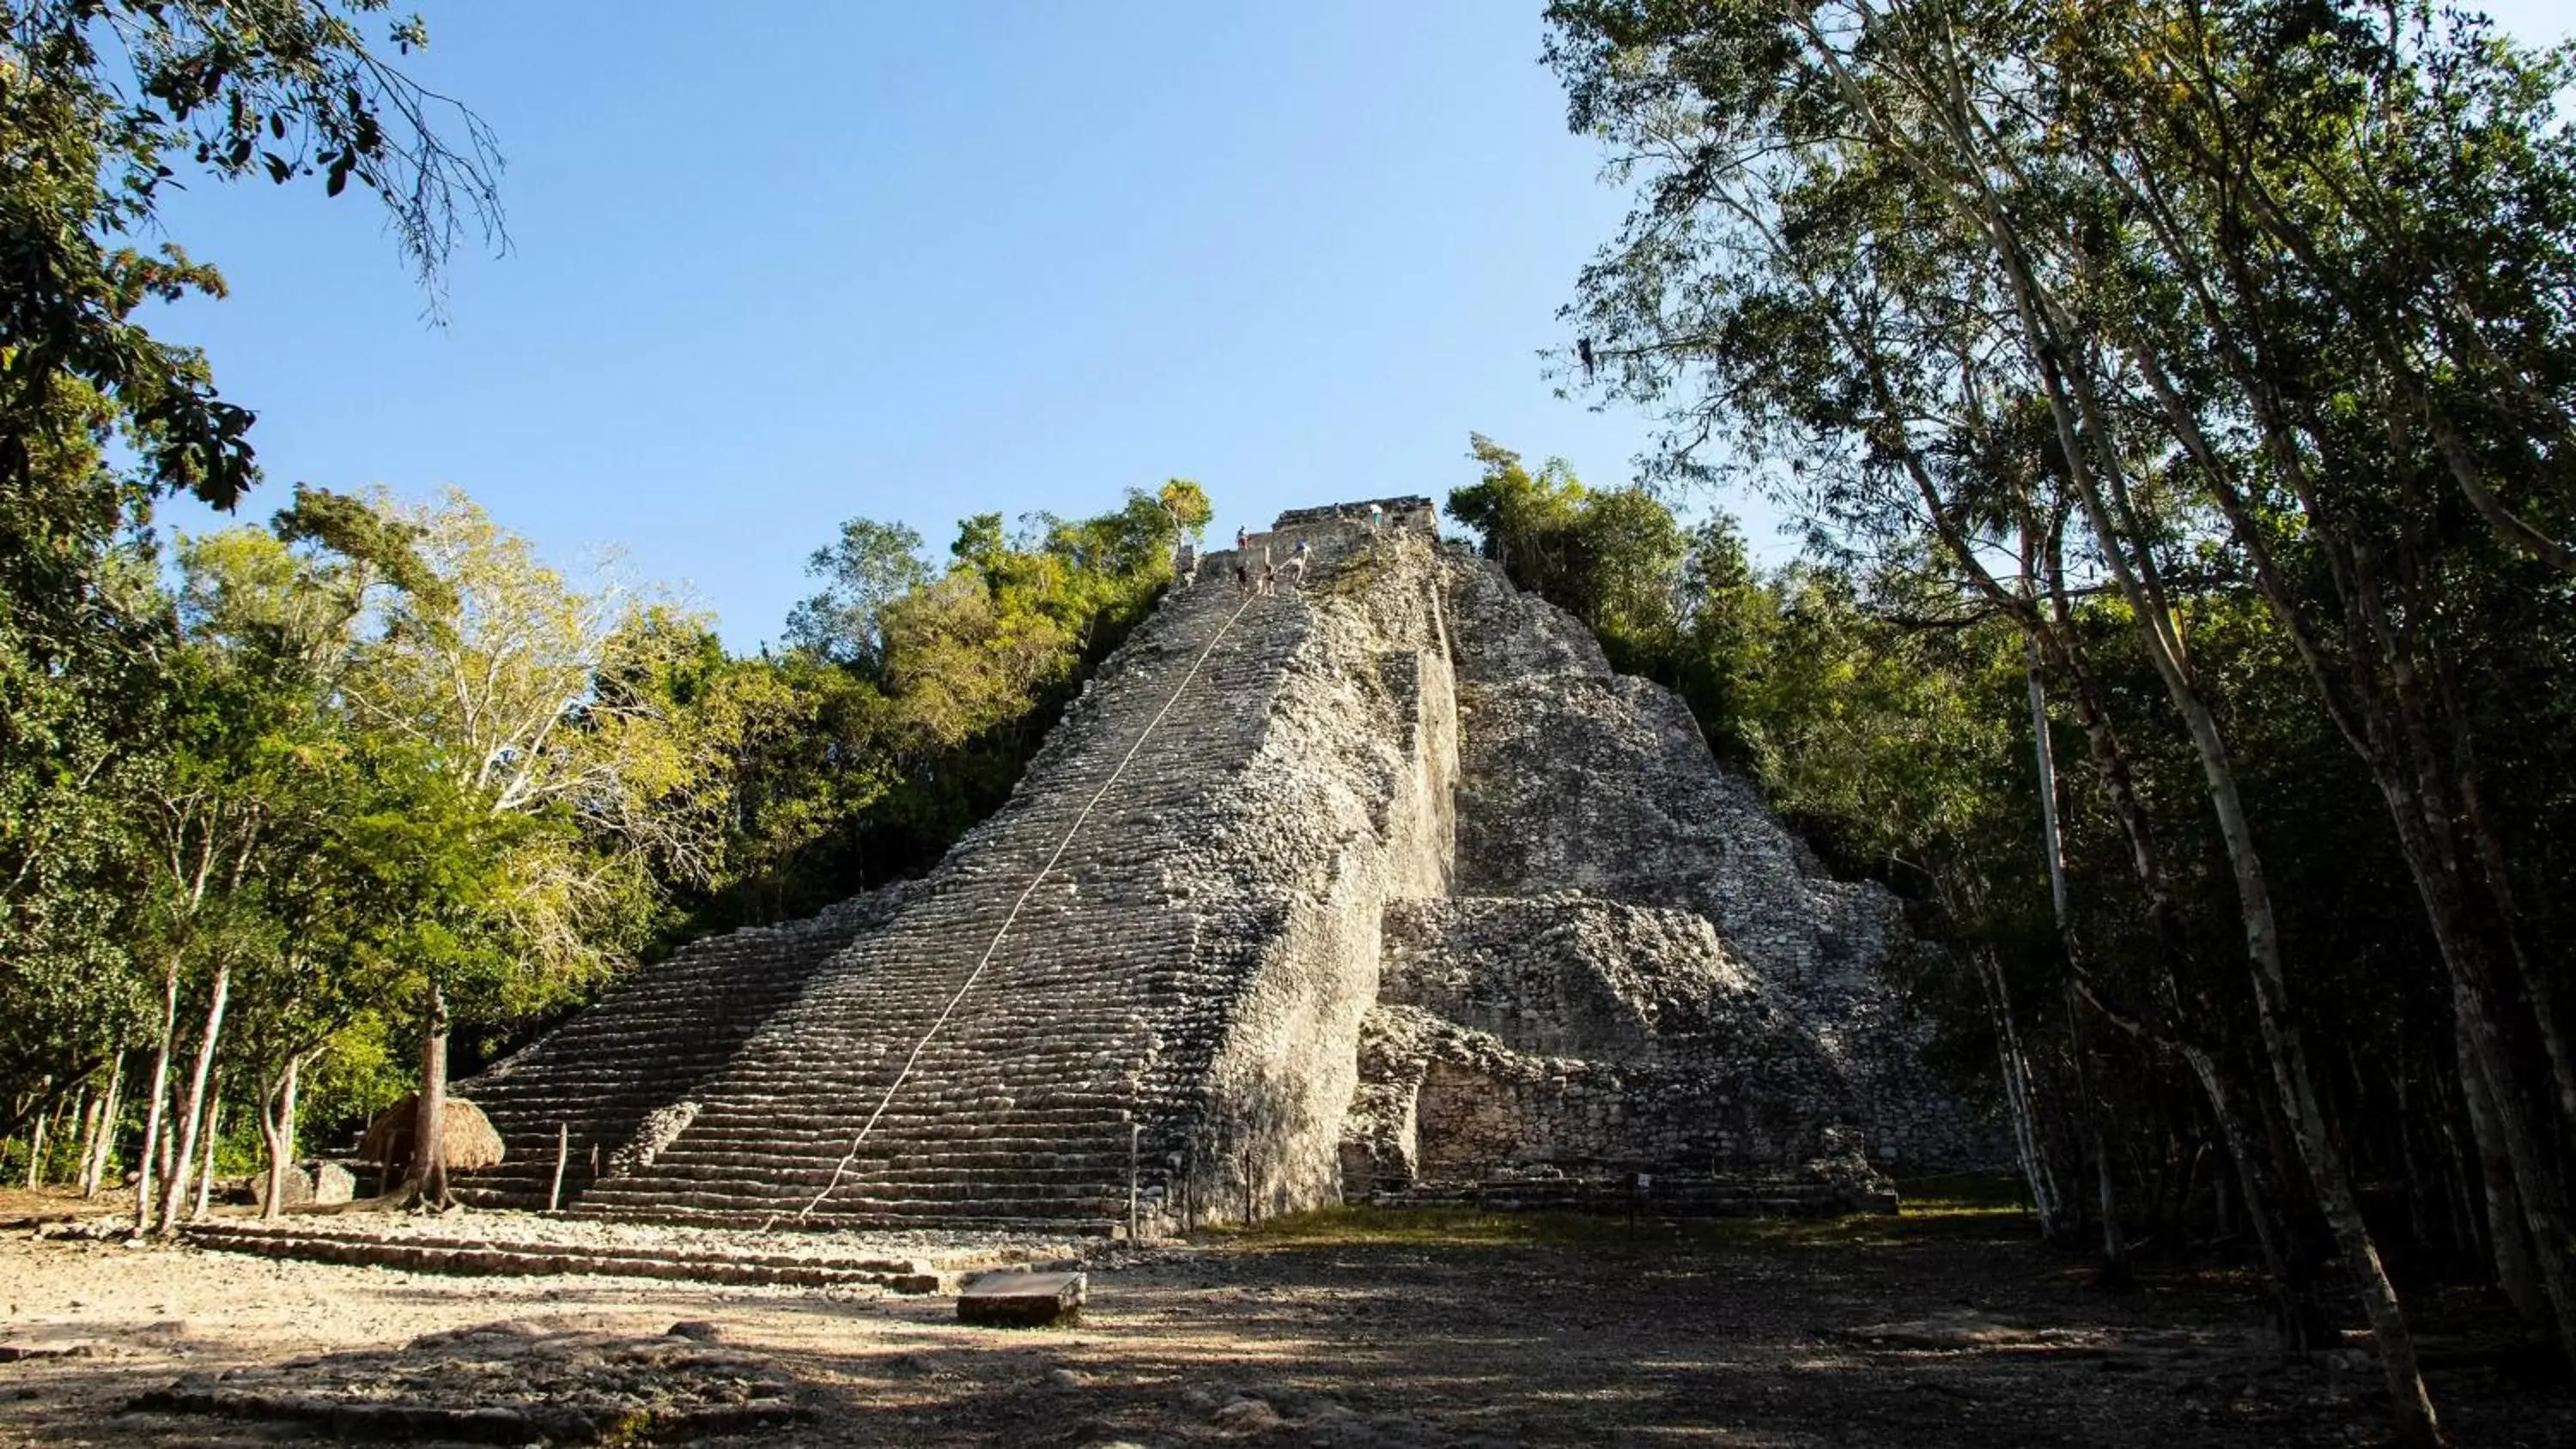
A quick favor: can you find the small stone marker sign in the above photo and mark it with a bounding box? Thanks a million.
[956,1270,1086,1328]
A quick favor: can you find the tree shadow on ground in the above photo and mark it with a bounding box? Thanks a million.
[753,1205,2569,1448]
[8,1202,2567,1447]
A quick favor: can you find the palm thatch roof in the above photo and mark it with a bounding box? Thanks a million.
[359,1094,506,1172]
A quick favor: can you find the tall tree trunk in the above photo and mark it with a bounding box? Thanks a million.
[258,1052,305,1222]
[277,1056,301,1170]
[155,1092,175,1190]
[72,1083,103,1197]
[83,1050,122,1198]
[2392,1063,2439,1268]
[1972,943,2069,1237]
[256,1076,287,1222]
[2113,160,2576,1371]
[2173,1041,2335,1347]
[2447,1074,2494,1275]
[190,1082,222,1222]
[2461,1018,2550,1332]
[2439,694,2576,1137]
[2067,988,2133,1288]
[2099,455,2434,1440]
[414,982,451,1208]
[156,961,231,1237]
[2037,574,2318,1332]
[22,1087,50,1190]
[1991,233,2441,1440]
[2353,722,2576,1364]
[2017,634,2097,1252]
[131,959,181,1230]
[2354,572,2576,1365]
[2026,633,2071,930]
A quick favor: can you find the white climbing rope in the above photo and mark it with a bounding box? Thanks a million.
[785,586,1261,1223]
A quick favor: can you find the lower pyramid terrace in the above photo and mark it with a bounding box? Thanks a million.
[430,499,1990,1238]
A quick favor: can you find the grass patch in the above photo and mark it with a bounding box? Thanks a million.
[1197,1174,2034,1256]
[1893,1168,2032,1212]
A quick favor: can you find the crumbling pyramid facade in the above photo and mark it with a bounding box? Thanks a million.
[453,500,1986,1232]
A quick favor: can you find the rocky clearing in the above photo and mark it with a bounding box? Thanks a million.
[0,1189,2564,1447]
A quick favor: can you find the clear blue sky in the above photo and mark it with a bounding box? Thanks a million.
[146,3,1683,649]
[145,2,2571,651]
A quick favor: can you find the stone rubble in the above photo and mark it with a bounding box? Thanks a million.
[181,1212,1089,1291]
[602,1100,700,1179]
[125,1321,810,1444]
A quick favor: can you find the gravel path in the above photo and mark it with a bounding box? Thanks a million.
[0,1196,2563,1446]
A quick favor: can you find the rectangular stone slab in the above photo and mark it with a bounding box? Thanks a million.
[956,1270,1085,1327]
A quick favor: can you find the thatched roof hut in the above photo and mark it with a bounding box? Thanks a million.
[360,1094,506,1173]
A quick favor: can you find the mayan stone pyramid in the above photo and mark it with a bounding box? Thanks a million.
[451,500,1987,1232]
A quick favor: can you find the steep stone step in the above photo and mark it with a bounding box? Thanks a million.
[183,1222,947,1291]
[556,1203,1125,1235]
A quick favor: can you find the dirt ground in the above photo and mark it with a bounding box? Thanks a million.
[0,1186,2565,1447]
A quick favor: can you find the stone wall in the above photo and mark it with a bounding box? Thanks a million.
[1340,896,1858,1189]
[1146,518,1460,1226]
[1336,555,1993,1190]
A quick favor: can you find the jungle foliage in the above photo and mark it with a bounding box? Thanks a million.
[1524,0,2576,1436]
[0,2,1208,1224]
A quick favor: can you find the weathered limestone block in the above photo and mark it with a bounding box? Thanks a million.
[957,1270,1086,1327]
[1340,989,1856,1191]
[1452,675,1844,987]
[1805,1125,1900,1214]
[249,1165,312,1210]
[312,1162,356,1204]
[1382,895,1799,1060]
[1337,1078,1421,1191]
[250,1161,357,1208]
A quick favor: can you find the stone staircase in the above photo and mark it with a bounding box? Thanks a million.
[459,517,1414,1233]
[185,1222,947,1291]
[450,903,887,1210]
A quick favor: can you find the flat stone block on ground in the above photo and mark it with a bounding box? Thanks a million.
[957,1270,1085,1327]
[0,1341,95,1362]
